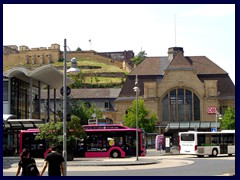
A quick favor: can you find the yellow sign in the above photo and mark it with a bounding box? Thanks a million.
[109,140,115,146]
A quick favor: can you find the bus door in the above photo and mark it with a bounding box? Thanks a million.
[125,133,135,156]
[220,134,228,154]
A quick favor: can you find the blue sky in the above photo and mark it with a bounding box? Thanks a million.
[3,4,235,83]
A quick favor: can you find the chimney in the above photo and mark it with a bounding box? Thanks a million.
[168,47,184,61]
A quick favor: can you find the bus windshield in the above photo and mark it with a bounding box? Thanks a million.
[181,134,194,141]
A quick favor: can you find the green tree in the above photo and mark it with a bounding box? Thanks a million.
[71,101,103,125]
[124,97,157,133]
[220,107,235,130]
[35,115,86,150]
[76,47,82,51]
[131,51,147,65]
[69,72,85,88]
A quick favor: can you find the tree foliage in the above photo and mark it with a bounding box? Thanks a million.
[131,51,147,65]
[124,97,157,133]
[71,101,103,125]
[220,107,235,130]
[35,115,86,149]
[69,72,85,88]
[76,47,82,51]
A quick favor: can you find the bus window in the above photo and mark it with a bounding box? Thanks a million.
[205,135,211,145]
[197,134,205,146]
[181,134,194,141]
[227,134,234,145]
[211,135,219,145]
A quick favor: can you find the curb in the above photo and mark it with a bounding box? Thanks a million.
[66,159,159,166]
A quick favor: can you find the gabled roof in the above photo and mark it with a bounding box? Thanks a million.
[166,53,193,70]
[130,57,169,76]
[189,56,227,74]
[198,74,235,98]
[117,75,163,98]
[130,53,227,76]
[3,64,73,89]
[118,53,234,99]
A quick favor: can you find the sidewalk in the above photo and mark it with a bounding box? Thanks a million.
[3,148,178,169]
[3,149,235,176]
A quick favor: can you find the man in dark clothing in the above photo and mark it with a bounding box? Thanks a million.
[40,146,65,176]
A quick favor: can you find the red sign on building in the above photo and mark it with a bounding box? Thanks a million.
[207,106,217,114]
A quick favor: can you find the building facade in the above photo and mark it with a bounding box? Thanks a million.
[40,88,121,123]
[115,47,235,146]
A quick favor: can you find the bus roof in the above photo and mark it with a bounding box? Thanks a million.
[20,128,39,133]
[85,129,142,132]
[83,124,135,130]
[179,130,235,135]
[83,124,143,132]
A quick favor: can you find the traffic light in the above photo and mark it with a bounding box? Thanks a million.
[67,114,71,122]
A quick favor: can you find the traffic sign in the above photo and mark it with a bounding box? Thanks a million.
[60,86,71,96]
[211,128,217,132]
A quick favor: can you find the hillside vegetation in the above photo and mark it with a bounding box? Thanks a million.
[4,57,129,88]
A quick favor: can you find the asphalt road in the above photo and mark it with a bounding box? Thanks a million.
[65,156,235,176]
[3,153,235,176]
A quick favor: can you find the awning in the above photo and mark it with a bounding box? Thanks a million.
[165,122,220,133]
[3,114,16,121]
[3,64,73,89]
[3,119,44,130]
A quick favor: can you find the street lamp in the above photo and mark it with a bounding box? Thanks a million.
[215,111,222,131]
[63,38,80,176]
[133,75,140,161]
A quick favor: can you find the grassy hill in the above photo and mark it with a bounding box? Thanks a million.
[4,57,129,88]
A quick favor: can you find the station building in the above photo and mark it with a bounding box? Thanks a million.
[115,47,235,146]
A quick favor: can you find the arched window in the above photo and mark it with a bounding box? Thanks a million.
[162,88,200,125]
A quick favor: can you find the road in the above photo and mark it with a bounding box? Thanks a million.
[67,155,235,176]
[3,154,235,176]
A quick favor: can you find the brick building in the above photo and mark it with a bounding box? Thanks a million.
[114,47,235,146]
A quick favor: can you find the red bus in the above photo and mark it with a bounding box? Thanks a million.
[19,124,147,158]
[19,128,48,158]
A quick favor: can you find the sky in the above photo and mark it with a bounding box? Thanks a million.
[3,4,235,84]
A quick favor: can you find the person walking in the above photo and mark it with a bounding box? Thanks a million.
[40,146,65,176]
[16,148,39,176]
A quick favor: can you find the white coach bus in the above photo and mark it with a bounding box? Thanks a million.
[178,130,235,157]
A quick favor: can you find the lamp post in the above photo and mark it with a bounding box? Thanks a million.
[133,75,139,161]
[215,111,222,131]
[63,39,67,176]
[63,39,80,176]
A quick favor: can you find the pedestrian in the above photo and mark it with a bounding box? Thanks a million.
[16,148,39,176]
[40,145,65,176]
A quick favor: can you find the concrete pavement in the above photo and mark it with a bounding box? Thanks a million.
[3,149,179,168]
[3,149,235,176]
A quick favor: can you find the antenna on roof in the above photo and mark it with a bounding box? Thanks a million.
[174,14,177,47]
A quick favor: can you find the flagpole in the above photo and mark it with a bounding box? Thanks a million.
[89,39,92,50]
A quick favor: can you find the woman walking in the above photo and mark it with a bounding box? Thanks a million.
[16,148,39,176]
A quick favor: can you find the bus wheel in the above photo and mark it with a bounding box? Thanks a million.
[211,149,218,157]
[111,150,120,158]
